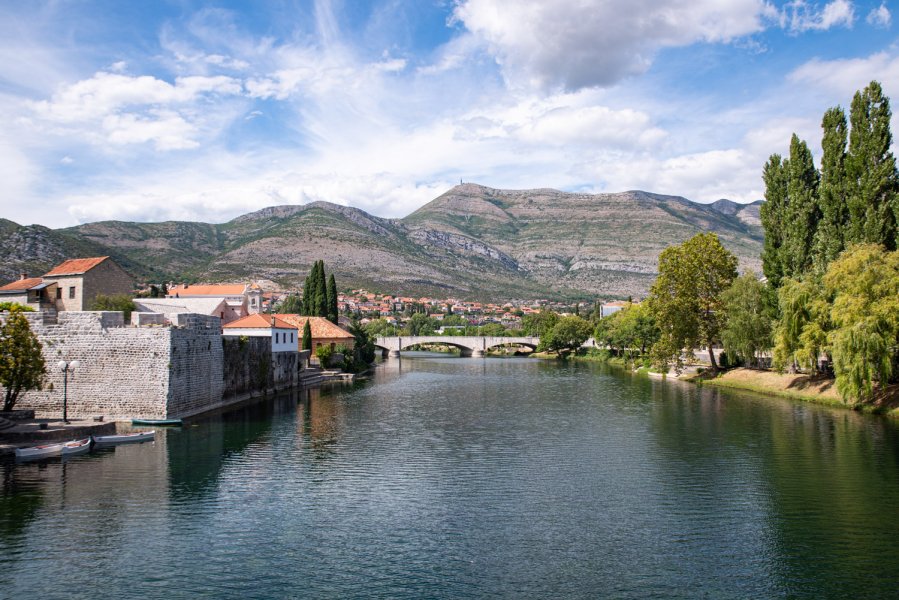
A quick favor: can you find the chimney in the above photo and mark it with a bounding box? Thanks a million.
[19,272,27,280]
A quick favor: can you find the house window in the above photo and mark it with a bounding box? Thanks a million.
[275,332,280,344]
[68,286,75,299]
[330,342,335,350]
[56,288,61,299]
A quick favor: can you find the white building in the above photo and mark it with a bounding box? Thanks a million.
[222,314,299,352]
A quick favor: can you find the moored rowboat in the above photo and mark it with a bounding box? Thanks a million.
[131,419,182,426]
[61,437,92,456]
[93,430,155,445]
[15,442,65,460]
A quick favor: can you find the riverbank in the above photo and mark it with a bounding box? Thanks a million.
[691,368,899,416]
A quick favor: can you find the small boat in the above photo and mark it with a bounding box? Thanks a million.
[15,442,65,460]
[132,418,182,426]
[61,437,92,456]
[93,430,155,445]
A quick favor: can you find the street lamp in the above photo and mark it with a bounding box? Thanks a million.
[57,360,80,424]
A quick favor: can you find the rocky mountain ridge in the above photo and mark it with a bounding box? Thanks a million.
[0,184,764,300]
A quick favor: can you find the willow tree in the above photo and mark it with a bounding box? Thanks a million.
[0,306,46,411]
[772,277,829,374]
[824,244,899,402]
[720,271,775,368]
[648,233,738,372]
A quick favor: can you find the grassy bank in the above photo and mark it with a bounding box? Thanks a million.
[694,368,899,416]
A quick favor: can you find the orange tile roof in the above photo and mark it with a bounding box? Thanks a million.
[223,314,297,329]
[44,256,109,277]
[0,277,45,291]
[168,284,248,296]
[272,315,355,339]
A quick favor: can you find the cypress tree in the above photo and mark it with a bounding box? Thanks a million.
[782,134,820,278]
[846,80,899,249]
[760,153,789,288]
[313,261,328,317]
[301,267,313,316]
[302,320,312,351]
[326,273,338,324]
[813,106,849,270]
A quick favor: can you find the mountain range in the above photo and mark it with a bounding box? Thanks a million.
[0,184,763,300]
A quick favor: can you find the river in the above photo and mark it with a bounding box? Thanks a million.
[2,353,899,598]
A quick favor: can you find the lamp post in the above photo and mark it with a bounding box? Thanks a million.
[57,360,80,424]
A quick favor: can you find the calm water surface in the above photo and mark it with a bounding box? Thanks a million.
[2,354,899,599]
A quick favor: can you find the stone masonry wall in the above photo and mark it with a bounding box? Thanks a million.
[222,336,298,400]
[2,310,300,420]
[166,313,224,418]
[4,311,172,419]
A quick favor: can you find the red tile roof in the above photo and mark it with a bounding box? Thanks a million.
[44,256,109,277]
[272,315,355,339]
[0,277,45,291]
[223,314,297,329]
[168,284,248,296]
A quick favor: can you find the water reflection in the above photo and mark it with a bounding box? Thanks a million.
[1,356,899,598]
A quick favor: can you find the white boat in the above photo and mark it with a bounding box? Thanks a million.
[15,442,65,460]
[93,430,155,445]
[61,437,92,456]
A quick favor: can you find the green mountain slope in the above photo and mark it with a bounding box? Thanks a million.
[0,184,764,300]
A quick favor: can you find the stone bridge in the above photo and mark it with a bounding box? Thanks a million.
[374,336,541,358]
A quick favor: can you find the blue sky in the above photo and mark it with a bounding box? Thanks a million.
[0,0,896,227]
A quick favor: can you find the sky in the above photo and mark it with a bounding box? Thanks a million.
[1,0,897,227]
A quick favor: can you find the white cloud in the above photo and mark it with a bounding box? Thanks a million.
[27,72,245,150]
[452,0,773,90]
[788,50,899,95]
[779,0,855,33]
[867,3,891,27]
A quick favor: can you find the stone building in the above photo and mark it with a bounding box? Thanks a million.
[42,256,134,312]
[166,283,263,319]
[273,315,355,351]
[0,275,57,311]
[133,297,240,324]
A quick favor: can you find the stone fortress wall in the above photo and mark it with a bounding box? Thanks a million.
[0,311,300,420]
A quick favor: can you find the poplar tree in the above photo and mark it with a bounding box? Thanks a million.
[846,80,899,249]
[782,135,820,278]
[326,273,338,324]
[813,107,849,269]
[760,154,788,288]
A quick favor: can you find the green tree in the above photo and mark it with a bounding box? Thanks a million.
[522,311,559,337]
[594,303,658,360]
[761,153,789,288]
[478,323,506,337]
[823,244,899,402]
[772,277,829,373]
[782,135,821,277]
[647,233,738,372]
[720,272,775,368]
[846,81,899,250]
[405,313,437,336]
[326,273,338,324]
[813,106,850,270]
[364,318,398,337]
[0,306,46,411]
[278,294,303,314]
[301,320,312,351]
[540,315,593,357]
[91,294,136,322]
